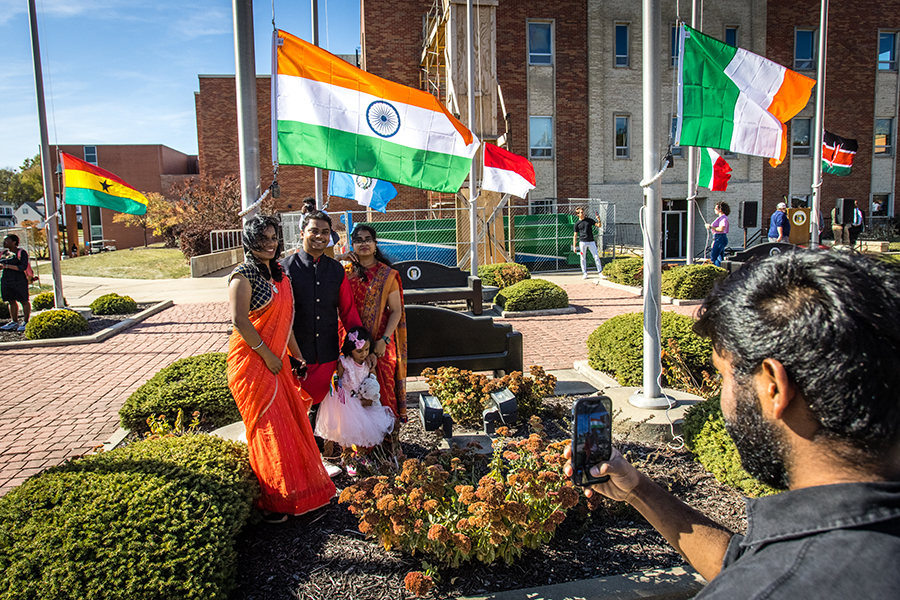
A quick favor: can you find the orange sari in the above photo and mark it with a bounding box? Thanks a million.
[345,262,408,420]
[227,274,335,515]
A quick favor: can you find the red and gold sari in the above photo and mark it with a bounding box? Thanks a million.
[227,274,335,515]
[345,262,408,420]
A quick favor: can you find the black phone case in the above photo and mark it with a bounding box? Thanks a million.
[571,395,613,487]
[288,356,307,378]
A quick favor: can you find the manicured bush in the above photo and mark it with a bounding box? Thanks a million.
[477,262,531,288]
[0,300,8,320]
[90,292,137,315]
[119,353,240,433]
[31,291,66,311]
[24,309,88,340]
[682,396,778,498]
[661,264,727,300]
[494,279,568,311]
[602,257,644,286]
[0,434,258,600]
[586,311,712,387]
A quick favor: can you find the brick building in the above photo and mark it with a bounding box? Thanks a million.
[48,145,198,250]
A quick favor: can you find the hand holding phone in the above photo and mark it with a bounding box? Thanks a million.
[288,356,307,379]
[571,395,613,487]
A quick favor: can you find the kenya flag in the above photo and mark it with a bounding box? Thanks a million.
[822,130,858,176]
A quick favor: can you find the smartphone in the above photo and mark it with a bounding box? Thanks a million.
[288,356,307,379]
[571,395,613,487]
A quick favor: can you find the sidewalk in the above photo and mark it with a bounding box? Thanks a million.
[0,272,696,495]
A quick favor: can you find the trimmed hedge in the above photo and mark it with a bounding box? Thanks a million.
[0,434,258,600]
[660,264,727,300]
[603,257,644,286]
[90,293,138,315]
[120,353,240,433]
[587,311,712,386]
[31,292,64,311]
[25,309,88,340]
[0,300,8,320]
[495,279,568,311]
[682,396,778,497]
[477,262,531,288]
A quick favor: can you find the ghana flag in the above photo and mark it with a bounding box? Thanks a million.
[61,152,148,215]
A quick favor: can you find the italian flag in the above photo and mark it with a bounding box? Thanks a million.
[676,25,816,167]
[481,144,536,198]
[698,148,732,191]
[61,152,148,215]
[275,29,479,193]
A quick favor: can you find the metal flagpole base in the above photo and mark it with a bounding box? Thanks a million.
[628,390,676,409]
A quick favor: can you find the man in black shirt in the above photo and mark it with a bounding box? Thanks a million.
[566,251,900,599]
[0,234,31,332]
[572,207,604,280]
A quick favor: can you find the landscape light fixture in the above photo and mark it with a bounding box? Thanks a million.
[418,394,444,431]
[489,387,518,425]
[483,407,501,436]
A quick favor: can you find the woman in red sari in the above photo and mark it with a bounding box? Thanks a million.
[340,225,408,430]
[227,215,335,521]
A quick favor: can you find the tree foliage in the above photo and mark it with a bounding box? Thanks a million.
[112,192,171,247]
[3,155,44,208]
[19,220,48,259]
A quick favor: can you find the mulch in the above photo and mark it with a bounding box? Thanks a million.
[0,303,154,343]
[232,395,747,600]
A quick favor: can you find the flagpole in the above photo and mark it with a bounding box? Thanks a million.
[685,2,699,264]
[810,0,828,246]
[467,0,479,273]
[311,0,325,210]
[27,0,64,308]
[233,0,262,224]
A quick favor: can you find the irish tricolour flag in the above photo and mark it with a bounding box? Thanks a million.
[275,29,479,193]
[698,148,732,191]
[676,25,815,167]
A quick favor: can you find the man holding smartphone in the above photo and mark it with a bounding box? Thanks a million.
[566,250,900,598]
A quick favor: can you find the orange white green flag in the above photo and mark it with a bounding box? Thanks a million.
[676,25,816,167]
[60,152,148,215]
[275,29,480,193]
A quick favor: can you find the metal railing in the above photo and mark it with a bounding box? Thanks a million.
[209,229,242,254]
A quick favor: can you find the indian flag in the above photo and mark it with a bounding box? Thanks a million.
[698,148,732,191]
[61,152,148,215]
[676,25,815,167]
[275,29,479,193]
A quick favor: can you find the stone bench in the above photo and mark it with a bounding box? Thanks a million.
[394,260,483,315]
[858,240,890,252]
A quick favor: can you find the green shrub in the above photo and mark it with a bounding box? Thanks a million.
[495,279,568,311]
[31,291,66,311]
[0,434,258,600]
[477,262,531,288]
[90,292,138,315]
[120,353,240,432]
[682,396,778,497]
[24,309,88,340]
[661,264,727,299]
[586,311,712,387]
[603,257,644,286]
[0,300,8,320]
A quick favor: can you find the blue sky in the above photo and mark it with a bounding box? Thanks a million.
[0,0,361,170]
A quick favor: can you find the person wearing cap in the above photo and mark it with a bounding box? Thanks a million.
[767,202,791,243]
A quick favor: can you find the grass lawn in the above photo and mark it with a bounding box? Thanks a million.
[36,245,190,279]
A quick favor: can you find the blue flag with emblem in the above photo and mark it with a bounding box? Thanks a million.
[328,171,397,213]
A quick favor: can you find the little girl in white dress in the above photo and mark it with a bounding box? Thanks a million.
[314,326,395,449]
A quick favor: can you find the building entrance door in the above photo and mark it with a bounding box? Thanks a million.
[662,211,686,258]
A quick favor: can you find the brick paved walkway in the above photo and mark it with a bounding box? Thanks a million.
[0,284,695,495]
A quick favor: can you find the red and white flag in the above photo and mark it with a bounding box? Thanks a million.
[481,144,536,198]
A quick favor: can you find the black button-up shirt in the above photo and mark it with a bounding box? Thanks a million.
[697,481,900,599]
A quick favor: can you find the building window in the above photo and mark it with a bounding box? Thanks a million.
[529,116,553,158]
[670,25,680,67]
[615,115,630,158]
[871,194,890,217]
[795,29,816,70]
[875,118,893,155]
[83,146,98,165]
[725,26,738,48]
[792,118,811,156]
[879,32,897,71]
[615,23,629,67]
[528,22,552,65]
[670,117,681,156]
[529,198,555,215]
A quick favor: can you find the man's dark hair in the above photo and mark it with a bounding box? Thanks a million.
[300,196,316,214]
[242,214,284,281]
[4,234,19,246]
[694,250,900,459]
[301,210,332,231]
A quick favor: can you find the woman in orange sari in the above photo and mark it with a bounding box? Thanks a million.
[227,215,335,520]
[340,225,408,428]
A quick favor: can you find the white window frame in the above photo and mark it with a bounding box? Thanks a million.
[875,118,894,156]
[84,146,98,165]
[615,114,630,159]
[615,23,629,68]
[871,193,891,217]
[528,21,553,65]
[528,197,556,215]
[879,31,898,71]
[792,118,812,157]
[670,117,681,156]
[529,116,553,158]
[794,29,816,71]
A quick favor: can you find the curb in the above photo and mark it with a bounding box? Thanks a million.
[459,566,705,600]
[496,306,577,318]
[0,300,174,350]
[595,279,643,295]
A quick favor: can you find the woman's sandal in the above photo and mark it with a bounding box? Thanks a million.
[262,512,289,524]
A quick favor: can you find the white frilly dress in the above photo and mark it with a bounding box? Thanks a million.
[314,355,395,448]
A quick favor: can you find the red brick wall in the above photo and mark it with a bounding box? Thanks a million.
[765,1,900,222]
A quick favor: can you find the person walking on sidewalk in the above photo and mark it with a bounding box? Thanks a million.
[0,234,31,332]
[573,207,604,280]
